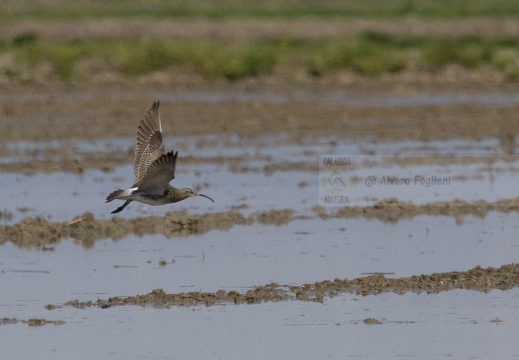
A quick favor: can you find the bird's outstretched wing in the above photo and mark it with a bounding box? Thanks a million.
[133,101,165,185]
[136,151,178,194]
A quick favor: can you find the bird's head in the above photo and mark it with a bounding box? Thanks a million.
[179,188,215,203]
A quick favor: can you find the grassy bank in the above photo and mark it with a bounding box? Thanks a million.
[4,31,519,82]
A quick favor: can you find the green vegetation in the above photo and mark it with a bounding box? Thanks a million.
[2,0,519,19]
[108,40,277,79]
[5,32,519,81]
[16,41,94,79]
[9,36,280,80]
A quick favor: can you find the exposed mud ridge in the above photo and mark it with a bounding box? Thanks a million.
[291,264,519,298]
[3,198,519,248]
[314,198,519,223]
[0,209,294,248]
[0,317,65,326]
[59,264,519,309]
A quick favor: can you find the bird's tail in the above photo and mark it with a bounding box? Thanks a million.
[106,189,125,203]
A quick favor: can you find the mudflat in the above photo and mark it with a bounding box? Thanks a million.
[2,16,519,307]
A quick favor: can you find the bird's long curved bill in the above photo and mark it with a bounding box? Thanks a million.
[197,193,215,203]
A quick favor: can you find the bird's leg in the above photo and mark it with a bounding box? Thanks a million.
[111,200,132,214]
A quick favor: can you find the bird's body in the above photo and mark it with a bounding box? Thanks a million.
[106,101,214,214]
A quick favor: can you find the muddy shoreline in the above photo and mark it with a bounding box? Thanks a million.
[56,263,519,309]
[2,17,519,146]
[1,81,519,186]
[2,199,519,248]
[2,82,519,144]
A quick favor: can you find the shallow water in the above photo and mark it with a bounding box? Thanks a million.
[10,87,519,108]
[3,285,519,359]
[2,211,518,302]
[1,136,515,222]
[0,213,519,359]
[152,88,519,109]
[3,253,519,359]
[2,121,519,358]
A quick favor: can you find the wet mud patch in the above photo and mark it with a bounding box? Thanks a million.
[256,209,293,226]
[1,318,65,326]
[58,264,519,309]
[314,198,519,223]
[0,209,295,248]
[2,199,519,248]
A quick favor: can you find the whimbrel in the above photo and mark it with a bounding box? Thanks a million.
[106,101,214,214]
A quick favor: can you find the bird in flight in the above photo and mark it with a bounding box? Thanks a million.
[106,101,214,214]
